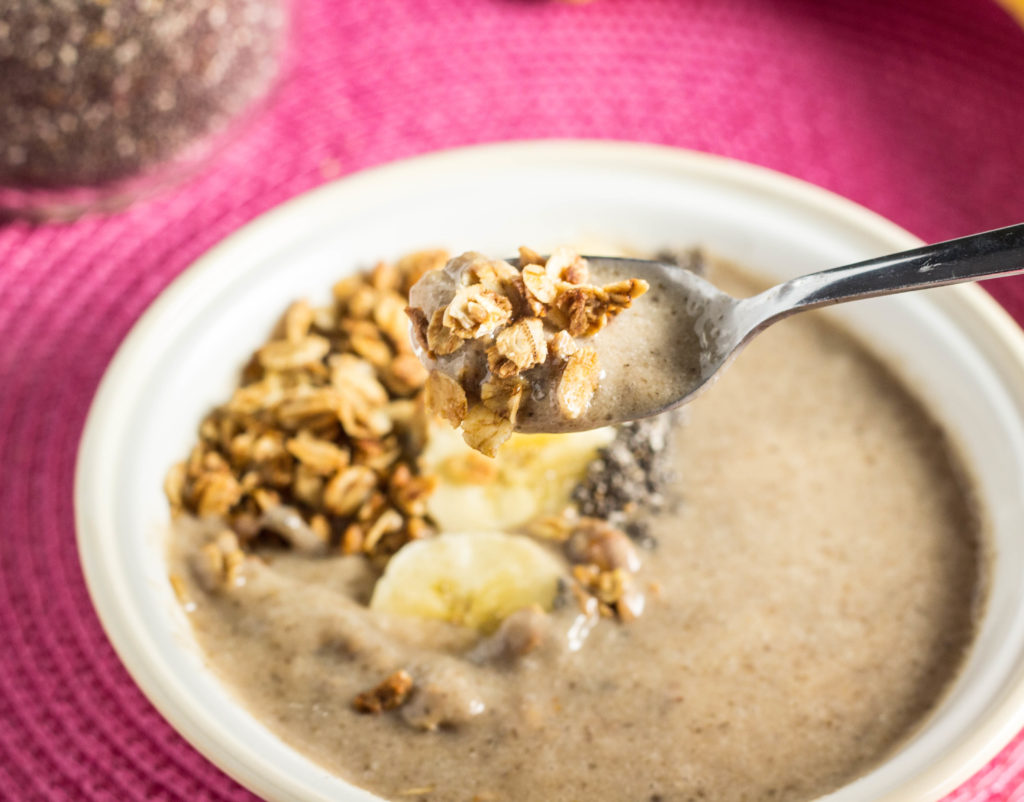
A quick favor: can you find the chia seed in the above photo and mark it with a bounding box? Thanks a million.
[568,247,705,543]
[571,413,679,549]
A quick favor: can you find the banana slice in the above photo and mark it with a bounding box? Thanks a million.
[370,532,565,633]
[422,423,615,532]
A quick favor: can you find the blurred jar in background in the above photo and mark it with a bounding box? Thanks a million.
[0,0,290,220]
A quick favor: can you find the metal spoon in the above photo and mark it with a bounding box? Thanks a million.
[516,223,1024,433]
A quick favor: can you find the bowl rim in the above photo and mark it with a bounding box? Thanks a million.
[75,139,1024,802]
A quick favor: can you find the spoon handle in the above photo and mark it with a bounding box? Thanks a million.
[750,223,1024,325]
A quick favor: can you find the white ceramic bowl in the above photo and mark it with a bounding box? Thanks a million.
[76,141,1024,802]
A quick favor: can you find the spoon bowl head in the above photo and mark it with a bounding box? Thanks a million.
[512,256,744,433]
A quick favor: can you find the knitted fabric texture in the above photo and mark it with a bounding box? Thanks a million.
[2,0,1024,799]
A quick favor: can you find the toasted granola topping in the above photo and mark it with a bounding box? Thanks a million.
[194,470,243,517]
[385,353,430,396]
[548,330,579,360]
[492,317,547,375]
[285,430,350,475]
[165,251,445,566]
[557,347,600,420]
[461,405,515,458]
[352,669,415,714]
[426,308,464,357]
[406,305,430,353]
[257,334,331,371]
[283,300,314,343]
[164,462,186,515]
[517,245,546,267]
[407,248,648,456]
[545,246,588,284]
[522,261,559,304]
[427,370,468,428]
[529,511,645,623]
[191,530,247,592]
[460,253,520,289]
[479,376,526,421]
[558,285,608,337]
[443,285,513,338]
[603,278,649,312]
[507,273,546,318]
[323,465,378,516]
[572,563,640,621]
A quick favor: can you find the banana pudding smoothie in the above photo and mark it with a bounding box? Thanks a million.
[166,247,984,802]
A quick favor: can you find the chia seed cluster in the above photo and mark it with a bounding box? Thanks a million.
[0,0,287,188]
[570,249,705,547]
[572,414,678,549]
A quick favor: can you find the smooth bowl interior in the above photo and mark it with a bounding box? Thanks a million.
[76,141,1024,802]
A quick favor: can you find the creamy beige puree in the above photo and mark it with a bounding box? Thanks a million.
[408,251,702,436]
[169,260,983,802]
[514,264,704,433]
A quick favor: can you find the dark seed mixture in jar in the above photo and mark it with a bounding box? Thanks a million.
[0,0,287,188]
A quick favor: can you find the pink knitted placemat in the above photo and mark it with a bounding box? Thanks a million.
[3,0,1024,799]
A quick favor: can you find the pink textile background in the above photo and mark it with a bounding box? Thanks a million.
[3,0,1024,799]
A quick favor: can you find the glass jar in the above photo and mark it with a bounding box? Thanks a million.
[0,0,290,220]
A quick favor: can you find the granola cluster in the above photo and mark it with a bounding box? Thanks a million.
[528,512,645,622]
[164,250,450,568]
[352,670,415,714]
[408,247,648,457]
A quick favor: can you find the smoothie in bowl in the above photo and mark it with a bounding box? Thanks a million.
[164,246,985,802]
[74,143,1024,802]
